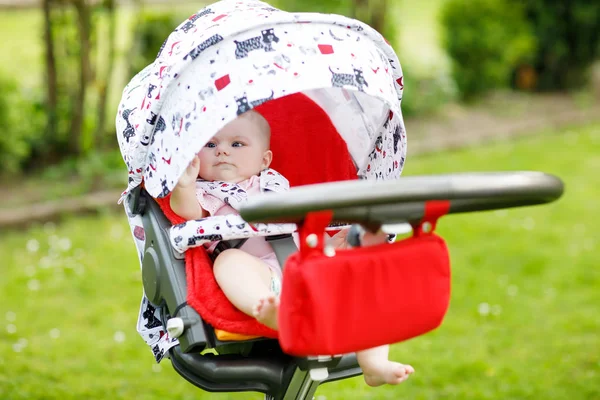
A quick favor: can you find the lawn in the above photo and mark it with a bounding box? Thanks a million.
[1,123,598,399]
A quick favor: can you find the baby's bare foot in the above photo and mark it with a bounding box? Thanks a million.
[252,294,279,330]
[363,361,414,387]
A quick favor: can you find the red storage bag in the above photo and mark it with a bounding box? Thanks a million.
[278,214,451,356]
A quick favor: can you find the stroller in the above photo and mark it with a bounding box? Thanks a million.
[116,1,564,399]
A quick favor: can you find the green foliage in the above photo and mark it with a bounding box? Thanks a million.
[0,77,46,174]
[440,0,537,100]
[400,63,458,118]
[128,11,182,80]
[517,0,600,91]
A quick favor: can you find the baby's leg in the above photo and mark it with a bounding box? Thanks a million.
[213,249,276,325]
[356,345,414,387]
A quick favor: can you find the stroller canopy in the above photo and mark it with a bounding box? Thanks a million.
[116,0,407,201]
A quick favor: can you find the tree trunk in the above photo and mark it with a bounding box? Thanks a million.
[370,0,387,35]
[94,0,117,148]
[351,0,370,24]
[125,0,146,81]
[351,0,388,36]
[42,0,58,148]
[70,0,92,156]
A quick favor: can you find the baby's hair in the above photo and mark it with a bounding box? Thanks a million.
[241,109,271,148]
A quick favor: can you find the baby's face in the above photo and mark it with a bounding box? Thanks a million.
[198,114,272,183]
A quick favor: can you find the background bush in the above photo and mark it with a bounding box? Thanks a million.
[400,62,458,118]
[440,0,536,100]
[127,10,182,81]
[0,76,46,173]
[517,0,600,91]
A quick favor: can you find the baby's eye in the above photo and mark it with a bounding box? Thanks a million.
[205,142,216,148]
[232,141,244,148]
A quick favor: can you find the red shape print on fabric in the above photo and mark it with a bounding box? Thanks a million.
[212,14,227,22]
[318,44,334,54]
[159,66,168,78]
[168,41,181,56]
[396,76,404,89]
[215,75,231,91]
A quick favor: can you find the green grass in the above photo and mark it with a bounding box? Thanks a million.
[1,123,599,399]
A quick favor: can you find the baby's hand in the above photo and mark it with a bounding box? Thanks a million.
[327,228,351,249]
[177,155,200,188]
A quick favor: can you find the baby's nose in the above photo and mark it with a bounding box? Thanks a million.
[216,145,229,155]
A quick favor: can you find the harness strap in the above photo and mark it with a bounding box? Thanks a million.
[266,234,298,272]
[210,239,249,261]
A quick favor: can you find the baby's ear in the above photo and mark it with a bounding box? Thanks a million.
[262,149,273,169]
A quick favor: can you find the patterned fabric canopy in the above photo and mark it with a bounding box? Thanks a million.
[116,0,407,202]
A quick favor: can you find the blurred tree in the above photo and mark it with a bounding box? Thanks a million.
[350,0,387,36]
[70,0,92,156]
[38,0,119,164]
[93,0,117,148]
[517,0,600,91]
[42,0,58,147]
[127,9,181,81]
[440,0,536,100]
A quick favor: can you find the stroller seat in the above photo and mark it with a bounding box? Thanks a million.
[154,92,359,342]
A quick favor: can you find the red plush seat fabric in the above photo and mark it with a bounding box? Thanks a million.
[257,92,358,186]
[155,92,357,338]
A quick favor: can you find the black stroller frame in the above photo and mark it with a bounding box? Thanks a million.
[131,171,563,400]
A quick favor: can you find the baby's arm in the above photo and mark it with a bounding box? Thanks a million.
[327,226,389,249]
[170,155,207,220]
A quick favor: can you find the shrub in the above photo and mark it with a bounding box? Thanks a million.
[517,0,600,91]
[440,0,537,100]
[400,62,458,118]
[128,11,182,80]
[0,77,46,174]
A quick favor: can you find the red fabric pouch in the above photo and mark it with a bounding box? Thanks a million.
[278,213,451,356]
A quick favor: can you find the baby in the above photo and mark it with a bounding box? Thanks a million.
[170,109,414,387]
